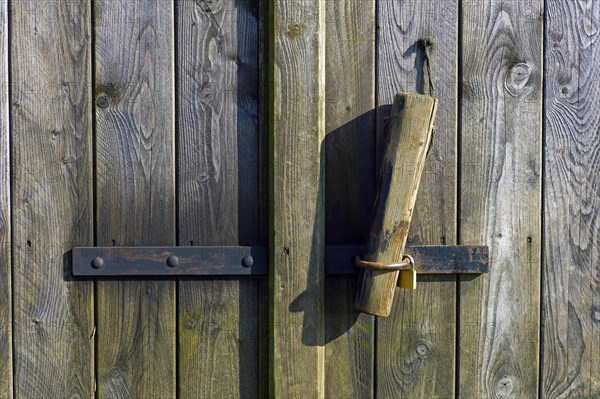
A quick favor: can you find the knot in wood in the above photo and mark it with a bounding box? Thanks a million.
[415,340,431,357]
[200,83,216,104]
[287,23,302,39]
[420,37,435,48]
[495,376,514,397]
[95,94,110,108]
[505,63,531,95]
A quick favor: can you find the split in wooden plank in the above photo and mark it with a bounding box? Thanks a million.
[175,0,261,397]
[542,0,600,396]
[10,0,94,397]
[268,0,326,397]
[94,1,176,397]
[355,93,437,317]
[459,1,542,397]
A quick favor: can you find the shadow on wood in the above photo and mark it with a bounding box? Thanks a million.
[289,109,377,345]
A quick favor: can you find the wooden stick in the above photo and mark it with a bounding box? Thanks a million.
[354,93,437,317]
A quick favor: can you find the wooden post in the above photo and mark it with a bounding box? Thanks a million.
[354,93,437,317]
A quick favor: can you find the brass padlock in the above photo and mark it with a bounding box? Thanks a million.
[398,255,416,289]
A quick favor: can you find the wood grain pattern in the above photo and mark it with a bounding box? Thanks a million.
[176,0,260,397]
[268,0,326,396]
[459,0,542,397]
[10,0,94,397]
[324,0,375,396]
[0,1,10,397]
[355,93,437,317]
[375,0,458,396]
[94,1,175,397]
[542,1,600,397]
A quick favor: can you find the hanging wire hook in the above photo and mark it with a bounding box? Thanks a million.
[419,37,436,157]
[419,37,435,96]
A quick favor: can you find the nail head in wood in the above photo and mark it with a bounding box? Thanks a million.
[96,94,110,108]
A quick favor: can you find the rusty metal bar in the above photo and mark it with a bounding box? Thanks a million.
[72,245,488,277]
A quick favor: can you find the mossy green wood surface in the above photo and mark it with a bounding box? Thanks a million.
[355,93,437,317]
[10,1,94,397]
[542,1,600,396]
[176,0,261,397]
[269,0,326,397]
[94,1,176,397]
[375,1,458,397]
[460,1,542,397]
[0,1,10,397]
[324,0,375,397]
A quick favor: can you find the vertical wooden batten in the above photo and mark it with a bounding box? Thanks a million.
[459,0,543,397]
[0,0,11,396]
[94,1,176,397]
[376,0,458,396]
[324,0,375,396]
[176,0,260,397]
[542,0,600,396]
[10,0,94,397]
[268,0,326,397]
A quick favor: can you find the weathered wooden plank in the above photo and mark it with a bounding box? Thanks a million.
[94,1,175,397]
[459,0,542,397]
[175,0,260,397]
[355,93,437,317]
[269,0,326,396]
[324,0,375,394]
[542,1,600,397]
[10,0,94,397]
[376,0,458,396]
[0,1,11,397]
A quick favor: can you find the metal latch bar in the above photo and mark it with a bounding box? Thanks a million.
[72,245,488,277]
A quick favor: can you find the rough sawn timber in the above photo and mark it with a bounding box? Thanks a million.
[10,0,94,397]
[355,93,437,317]
[94,1,176,397]
[459,0,543,397]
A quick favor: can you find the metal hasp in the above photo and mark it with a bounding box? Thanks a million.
[72,245,489,277]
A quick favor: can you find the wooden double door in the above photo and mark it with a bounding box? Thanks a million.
[1,0,597,398]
